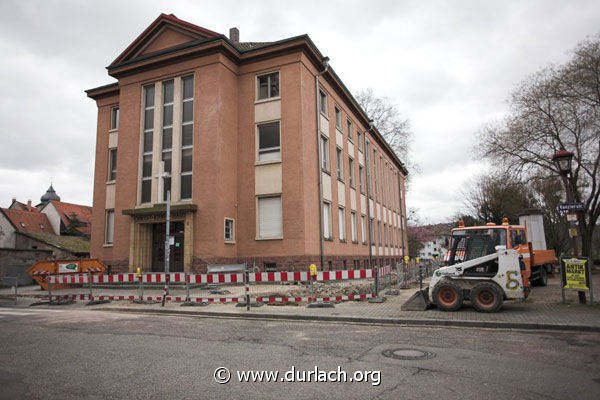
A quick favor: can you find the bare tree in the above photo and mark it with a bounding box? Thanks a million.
[479,36,600,258]
[355,88,415,171]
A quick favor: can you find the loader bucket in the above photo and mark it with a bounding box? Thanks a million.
[401,288,431,311]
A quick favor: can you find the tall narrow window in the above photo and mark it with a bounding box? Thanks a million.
[141,84,155,203]
[323,202,332,239]
[108,148,117,181]
[162,80,174,201]
[347,119,353,142]
[348,157,355,188]
[384,223,387,247]
[257,121,281,162]
[110,107,119,130]
[336,148,343,180]
[357,131,362,151]
[378,221,382,246]
[105,209,114,244]
[319,90,327,115]
[338,207,345,241]
[351,212,357,243]
[257,72,279,100]
[320,136,329,171]
[369,217,374,243]
[359,165,364,193]
[224,218,235,242]
[258,196,282,238]
[373,149,378,202]
[361,215,367,244]
[335,107,341,130]
[181,76,194,200]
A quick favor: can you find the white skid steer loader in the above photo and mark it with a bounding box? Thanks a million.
[402,234,529,312]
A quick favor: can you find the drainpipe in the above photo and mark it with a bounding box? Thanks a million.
[363,122,375,267]
[315,56,330,269]
[397,171,406,257]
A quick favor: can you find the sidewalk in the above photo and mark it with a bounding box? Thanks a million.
[2,275,599,331]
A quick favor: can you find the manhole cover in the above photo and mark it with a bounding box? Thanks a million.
[382,348,436,360]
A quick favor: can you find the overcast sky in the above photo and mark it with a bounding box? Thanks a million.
[1,0,599,223]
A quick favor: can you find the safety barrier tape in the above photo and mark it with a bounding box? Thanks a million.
[32,270,51,276]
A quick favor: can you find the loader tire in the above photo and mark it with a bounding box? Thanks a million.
[471,282,503,313]
[537,267,548,287]
[432,280,463,311]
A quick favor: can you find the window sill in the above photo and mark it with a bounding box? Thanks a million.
[324,237,333,242]
[108,128,118,133]
[321,168,331,176]
[255,160,282,167]
[352,240,358,244]
[339,239,347,243]
[255,236,283,241]
[320,112,329,120]
[349,184,355,190]
[337,177,344,183]
[106,180,116,185]
[224,240,236,244]
[103,243,114,248]
[362,242,368,245]
[255,96,281,105]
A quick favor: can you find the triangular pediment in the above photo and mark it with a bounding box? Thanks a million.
[110,13,220,67]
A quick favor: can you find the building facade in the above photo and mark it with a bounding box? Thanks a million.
[86,14,408,273]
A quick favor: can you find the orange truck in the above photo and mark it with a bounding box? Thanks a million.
[448,210,557,287]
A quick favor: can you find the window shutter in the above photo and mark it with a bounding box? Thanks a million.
[259,197,282,237]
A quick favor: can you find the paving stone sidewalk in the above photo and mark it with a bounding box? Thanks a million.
[1,275,598,331]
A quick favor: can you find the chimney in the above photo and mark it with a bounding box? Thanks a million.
[229,27,239,44]
[27,200,32,208]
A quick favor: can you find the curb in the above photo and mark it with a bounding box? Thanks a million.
[96,307,600,333]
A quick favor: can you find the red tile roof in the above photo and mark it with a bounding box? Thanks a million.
[9,199,37,212]
[47,201,93,236]
[1,208,55,234]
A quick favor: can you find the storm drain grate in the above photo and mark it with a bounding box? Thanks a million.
[382,348,436,360]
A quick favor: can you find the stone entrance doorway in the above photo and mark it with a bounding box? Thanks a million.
[151,221,185,272]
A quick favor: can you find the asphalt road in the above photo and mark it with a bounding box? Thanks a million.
[0,307,599,400]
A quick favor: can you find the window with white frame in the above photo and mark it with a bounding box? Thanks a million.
[108,148,117,181]
[357,131,362,151]
[105,209,114,244]
[359,165,364,193]
[320,136,329,171]
[257,121,281,162]
[361,215,367,244]
[335,106,341,130]
[224,218,235,242]
[161,79,174,201]
[369,217,374,243]
[351,212,357,243]
[377,221,382,245]
[323,201,332,239]
[383,223,387,246]
[180,75,194,200]
[348,157,355,188]
[319,90,327,115]
[257,71,279,100]
[258,196,282,238]
[141,84,155,204]
[110,107,119,130]
[338,207,345,241]
[336,148,343,180]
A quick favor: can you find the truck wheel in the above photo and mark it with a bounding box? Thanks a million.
[537,267,547,287]
[471,282,503,313]
[432,280,463,311]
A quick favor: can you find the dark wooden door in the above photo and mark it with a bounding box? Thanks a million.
[152,222,184,272]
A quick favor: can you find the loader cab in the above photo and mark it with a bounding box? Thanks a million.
[447,233,499,277]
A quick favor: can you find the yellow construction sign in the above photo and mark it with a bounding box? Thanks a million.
[563,258,589,291]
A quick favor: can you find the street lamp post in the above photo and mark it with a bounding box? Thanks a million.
[552,148,586,304]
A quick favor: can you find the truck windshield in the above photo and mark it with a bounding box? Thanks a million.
[452,228,507,247]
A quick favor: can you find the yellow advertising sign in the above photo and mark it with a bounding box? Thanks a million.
[563,258,589,290]
[309,264,317,276]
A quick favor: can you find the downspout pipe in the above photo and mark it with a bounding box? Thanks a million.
[363,121,375,267]
[315,56,330,269]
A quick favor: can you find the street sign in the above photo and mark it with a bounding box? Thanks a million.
[558,203,584,212]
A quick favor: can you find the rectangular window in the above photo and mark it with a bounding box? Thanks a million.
[181,75,194,200]
[105,209,114,244]
[141,84,155,203]
[357,131,362,151]
[162,80,174,201]
[257,121,281,162]
[319,90,327,115]
[369,217,374,243]
[108,148,117,181]
[378,221,382,246]
[351,212,357,243]
[383,223,387,247]
[320,136,329,171]
[373,149,378,202]
[224,218,235,242]
[361,215,367,244]
[347,119,353,142]
[258,196,282,238]
[257,71,279,100]
[110,107,119,130]
[338,207,345,241]
[359,165,364,193]
[323,202,332,239]
[335,107,341,130]
[348,157,355,188]
[336,148,343,180]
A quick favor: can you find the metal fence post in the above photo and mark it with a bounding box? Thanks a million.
[88,270,93,302]
[48,275,53,305]
[139,272,144,302]
[185,272,190,302]
[374,265,379,297]
[245,264,250,311]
